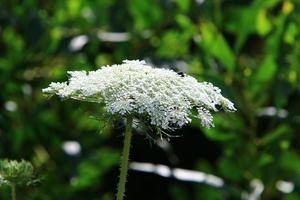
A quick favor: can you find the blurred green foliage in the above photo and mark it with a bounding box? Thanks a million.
[0,0,300,199]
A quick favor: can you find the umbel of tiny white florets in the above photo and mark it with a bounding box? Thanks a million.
[43,60,236,130]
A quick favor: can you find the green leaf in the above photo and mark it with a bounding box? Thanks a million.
[280,151,300,174]
[194,185,222,200]
[284,22,298,44]
[257,153,274,166]
[72,148,119,189]
[128,0,162,31]
[199,21,235,72]
[157,30,189,58]
[176,15,193,32]
[66,0,82,18]
[255,55,277,80]
[174,0,190,13]
[202,128,237,141]
[224,0,280,51]
[219,158,243,182]
[256,9,272,36]
[2,28,25,63]
[260,125,291,146]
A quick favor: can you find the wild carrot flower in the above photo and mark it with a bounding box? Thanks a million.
[0,159,34,186]
[43,60,235,130]
[0,159,35,200]
[43,60,236,200]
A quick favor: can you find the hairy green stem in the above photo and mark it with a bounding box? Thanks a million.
[11,183,16,200]
[116,116,133,200]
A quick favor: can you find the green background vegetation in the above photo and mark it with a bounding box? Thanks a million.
[1,0,300,199]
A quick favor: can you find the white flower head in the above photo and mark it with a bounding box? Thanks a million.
[43,60,236,130]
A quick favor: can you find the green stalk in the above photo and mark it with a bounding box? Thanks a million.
[11,183,16,200]
[116,116,133,200]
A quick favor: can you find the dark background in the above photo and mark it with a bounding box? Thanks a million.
[1,0,300,199]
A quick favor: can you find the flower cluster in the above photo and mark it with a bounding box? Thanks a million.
[43,60,236,129]
[0,159,34,186]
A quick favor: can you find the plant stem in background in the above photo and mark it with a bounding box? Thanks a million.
[116,116,133,200]
[11,183,16,200]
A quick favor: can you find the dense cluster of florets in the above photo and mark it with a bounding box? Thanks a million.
[43,60,236,129]
[0,159,34,185]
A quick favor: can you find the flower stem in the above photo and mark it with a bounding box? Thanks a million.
[11,183,16,200]
[116,116,133,200]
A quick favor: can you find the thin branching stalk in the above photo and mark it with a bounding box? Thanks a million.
[116,116,133,200]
